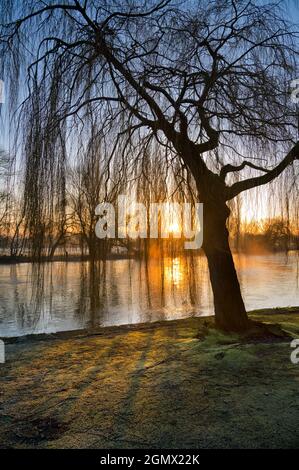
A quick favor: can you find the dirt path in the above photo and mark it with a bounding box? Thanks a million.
[1,310,299,448]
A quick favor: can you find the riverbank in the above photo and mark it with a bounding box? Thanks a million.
[0,252,136,264]
[0,248,298,264]
[1,308,299,448]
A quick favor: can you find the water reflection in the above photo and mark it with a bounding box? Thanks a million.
[0,252,298,337]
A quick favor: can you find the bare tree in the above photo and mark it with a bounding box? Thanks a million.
[1,0,299,330]
[68,121,125,259]
[0,149,9,222]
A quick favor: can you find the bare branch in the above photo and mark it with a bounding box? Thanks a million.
[226,142,299,200]
[220,160,271,180]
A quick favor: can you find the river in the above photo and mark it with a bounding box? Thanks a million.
[0,251,298,337]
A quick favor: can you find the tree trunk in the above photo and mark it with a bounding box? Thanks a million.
[202,200,249,332]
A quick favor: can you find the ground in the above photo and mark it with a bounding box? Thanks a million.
[0,308,299,449]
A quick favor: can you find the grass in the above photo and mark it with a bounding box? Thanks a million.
[0,308,299,448]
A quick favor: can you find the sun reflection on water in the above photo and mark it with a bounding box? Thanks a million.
[165,257,184,286]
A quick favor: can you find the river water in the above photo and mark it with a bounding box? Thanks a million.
[0,252,298,337]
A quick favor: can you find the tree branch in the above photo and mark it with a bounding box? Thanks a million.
[7,4,79,33]
[226,142,299,200]
[100,0,172,30]
[220,160,271,180]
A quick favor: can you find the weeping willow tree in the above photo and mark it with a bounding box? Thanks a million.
[68,113,129,260]
[0,148,10,225]
[1,0,299,331]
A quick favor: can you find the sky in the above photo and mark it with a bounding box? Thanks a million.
[0,0,299,225]
[289,3,299,23]
[1,1,299,135]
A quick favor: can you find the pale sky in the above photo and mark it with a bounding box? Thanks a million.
[0,0,298,226]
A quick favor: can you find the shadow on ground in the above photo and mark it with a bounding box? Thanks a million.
[0,309,299,448]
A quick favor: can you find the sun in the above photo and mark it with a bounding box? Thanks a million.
[168,221,181,235]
